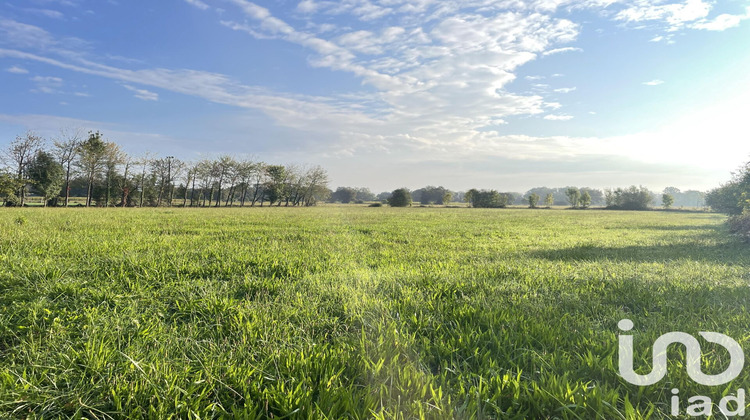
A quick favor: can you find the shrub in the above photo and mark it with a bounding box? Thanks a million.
[565,187,580,208]
[662,193,674,209]
[527,193,540,208]
[579,190,591,208]
[368,203,382,207]
[467,189,509,208]
[727,213,750,242]
[388,188,412,207]
[706,182,744,215]
[605,186,653,210]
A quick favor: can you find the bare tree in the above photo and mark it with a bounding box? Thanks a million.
[168,158,184,207]
[4,131,43,205]
[195,159,215,207]
[53,127,84,207]
[136,152,155,207]
[300,165,329,206]
[236,159,258,207]
[214,155,234,207]
[250,162,267,206]
[103,143,126,207]
[117,153,134,207]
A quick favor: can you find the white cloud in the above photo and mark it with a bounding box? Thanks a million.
[611,0,750,36]
[30,75,63,93]
[6,66,29,74]
[3,0,748,187]
[691,11,750,31]
[184,0,210,10]
[296,0,318,14]
[122,85,159,101]
[544,114,574,121]
[553,87,576,93]
[542,46,582,56]
[642,79,664,86]
[0,18,88,52]
[615,0,711,30]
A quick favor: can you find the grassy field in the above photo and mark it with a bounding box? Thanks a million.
[0,207,747,419]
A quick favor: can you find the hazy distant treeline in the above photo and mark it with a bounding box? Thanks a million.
[330,185,706,209]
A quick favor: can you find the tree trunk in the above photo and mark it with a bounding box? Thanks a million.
[139,172,146,207]
[189,175,196,207]
[64,163,71,207]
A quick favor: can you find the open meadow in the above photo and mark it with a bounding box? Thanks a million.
[1,207,748,419]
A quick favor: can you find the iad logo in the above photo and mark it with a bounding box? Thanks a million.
[617,319,746,417]
[617,319,744,386]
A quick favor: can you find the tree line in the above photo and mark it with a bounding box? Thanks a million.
[2,129,712,210]
[331,185,704,210]
[1,130,330,207]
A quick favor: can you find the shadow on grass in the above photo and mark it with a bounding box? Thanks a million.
[639,224,722,232]
[531,239,747,263]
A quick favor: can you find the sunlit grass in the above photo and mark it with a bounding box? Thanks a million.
[0,207,746,418]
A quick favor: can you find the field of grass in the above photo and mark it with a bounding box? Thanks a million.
[0,207,748,419]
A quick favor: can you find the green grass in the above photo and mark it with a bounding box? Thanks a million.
[0,207,747,419]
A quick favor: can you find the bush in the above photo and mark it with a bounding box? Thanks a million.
[706,182,744,215]
[527,193,540,208]
[368,203,382,207]
[388,188,412,207]
[605,186,653,210]
[466,189,509,208]
[727,213,750,242]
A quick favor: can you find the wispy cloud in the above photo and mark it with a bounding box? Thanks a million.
[6,65,29,74]
[612,0,749,36]
[30,75,63,93]
[1,0,748,184]
[642,79,664,86]
[184,0,210,11]
[553,87,576,93]
[544,114,574,121]
[543,47,583,56]
[122,84,159,101]
[691,10,750,31]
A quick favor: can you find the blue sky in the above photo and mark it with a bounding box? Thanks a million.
[1,0,749,192]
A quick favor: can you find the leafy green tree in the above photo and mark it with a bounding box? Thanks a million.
[27,151,64,206]
[442,191,453,205]
[332,187,357,203]
[465,189,478,206]
[565,187,580,208]
[77,131,109,207]
[388,188,412,207]
[355,187,376,202]
[0,171,24,206]
[604,189,615,207]
[376,191,392,202]
[413,186,450,205]
[528,193,540,208]
[706,182,743,214]
[606,186,653,210]
[544,193,554,207]
[662,193,674,209]
[578,190,591,208]
[467,190,508,208]
[264,165,287,206]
